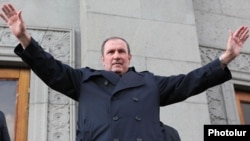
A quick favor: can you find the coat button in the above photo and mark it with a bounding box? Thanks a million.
[104,80,109,86]
[135,116,141,121]
[136,138,143,141]
[132,97,139,102]
[113,116,119,121]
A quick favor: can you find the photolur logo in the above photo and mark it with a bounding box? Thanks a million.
[204,125,250,141]
[208,128,247,136]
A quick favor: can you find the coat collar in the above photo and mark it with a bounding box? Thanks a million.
[112,69,145,94]
[81,67,120,85]
[82,67,145,94]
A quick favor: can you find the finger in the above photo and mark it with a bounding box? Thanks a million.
[17,10,23,22]
[241,34,249,44]
[1,5,9,15]
[238,26,248,38]
[238,29,249,45]
[0,13,8,23]
[233,26,245,38]
[2,4,11,14]
[228,30,233,40]
[240,27,249,40]
[7,3,17,13]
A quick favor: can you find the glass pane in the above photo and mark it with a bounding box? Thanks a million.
[241,102,250,124]
[0,80,17,141]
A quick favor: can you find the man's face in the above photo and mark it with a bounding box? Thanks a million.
[102,39,131,75]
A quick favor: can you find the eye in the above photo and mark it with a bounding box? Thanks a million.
[107,50,114,54]
[118,49,126,54]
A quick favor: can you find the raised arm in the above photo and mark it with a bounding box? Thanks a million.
[0,3,31,48]
[0,3,81,100]
[220,25,249,67]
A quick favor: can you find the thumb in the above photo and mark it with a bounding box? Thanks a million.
[229,30,233,38]
[17,10,23,22]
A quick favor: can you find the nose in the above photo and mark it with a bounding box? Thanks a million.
[113,51,121,59]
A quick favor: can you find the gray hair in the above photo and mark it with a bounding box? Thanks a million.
[101,36,131,55]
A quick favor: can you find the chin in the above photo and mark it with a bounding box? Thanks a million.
[112,69,123,75]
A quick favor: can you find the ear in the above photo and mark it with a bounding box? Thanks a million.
[101,55,105,66]
[129,54,132,60]
[128,54,132,63]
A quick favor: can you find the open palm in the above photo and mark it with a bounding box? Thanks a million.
[0,3,26,38]
[226,26,249,58]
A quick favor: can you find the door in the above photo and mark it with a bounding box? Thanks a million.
[0,68,30,141]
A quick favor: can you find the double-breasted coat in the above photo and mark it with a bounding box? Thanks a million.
[14,38,232,141]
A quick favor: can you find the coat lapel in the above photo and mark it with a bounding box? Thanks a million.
[100,70,120,85]
[112,70,145,95]
[81,67,145,95]
[82,68,120,85]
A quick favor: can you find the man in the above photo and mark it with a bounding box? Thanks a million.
[0,3,249,141]
[0,111,11,141]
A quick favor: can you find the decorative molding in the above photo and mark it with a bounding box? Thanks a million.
[205,85,227,124]
[0,25,76,141]
[199,46,245,124]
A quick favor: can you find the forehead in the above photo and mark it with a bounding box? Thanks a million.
[104,39,128,50]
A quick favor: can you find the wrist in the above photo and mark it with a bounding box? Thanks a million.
[17,32,31,49]
[219,55,228,69]
[219,55,227,65]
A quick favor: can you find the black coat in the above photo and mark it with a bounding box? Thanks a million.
[15,38,232,141]
[0,111,10,141]
[161,122,181,141]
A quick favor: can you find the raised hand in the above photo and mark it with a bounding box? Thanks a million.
[0,3,31,48]
[221,25,249,65]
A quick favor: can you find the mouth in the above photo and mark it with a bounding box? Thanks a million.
[112,62,122,66]
[112,63,123,69]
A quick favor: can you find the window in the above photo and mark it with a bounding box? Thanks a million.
[235,89,250,124]
[0,68,30,141]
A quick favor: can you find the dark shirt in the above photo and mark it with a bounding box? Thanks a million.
[0,111,11,141]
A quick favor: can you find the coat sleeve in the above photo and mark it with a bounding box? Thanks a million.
[156,59,232,106]
[14,37,82,101]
